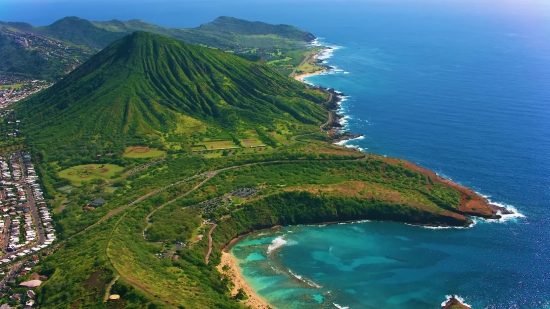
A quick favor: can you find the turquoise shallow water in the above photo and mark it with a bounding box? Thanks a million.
[233,219,548,309]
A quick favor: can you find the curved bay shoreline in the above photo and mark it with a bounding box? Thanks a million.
[217,159,503,309]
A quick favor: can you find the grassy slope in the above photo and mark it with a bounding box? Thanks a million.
[15,32,327,161]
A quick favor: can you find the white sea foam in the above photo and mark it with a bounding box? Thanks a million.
[337,220,371,225]
[333,303,350,309]
[485,203,525,223]
[310,38,321,47]
[338,115,351,126]
[288,269,323,288]
[417,223,474,230]
[267,236,287,254]
[441,295,471,308]
[475,193,526,223]
[335,135,365,151]
[318,45,342,61]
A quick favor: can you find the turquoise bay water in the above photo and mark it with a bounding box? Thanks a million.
[3,0,550,308]
[233,220,548,309]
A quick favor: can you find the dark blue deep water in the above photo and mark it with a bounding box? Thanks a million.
[3,0,550,307]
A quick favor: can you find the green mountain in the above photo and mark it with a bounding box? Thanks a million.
[16,31,327,159]
[197,16,316,41]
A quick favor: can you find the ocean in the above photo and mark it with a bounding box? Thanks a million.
[3,0,550,308]
[232,2,550,308]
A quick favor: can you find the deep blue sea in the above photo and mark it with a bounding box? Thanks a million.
[3,0,550,308]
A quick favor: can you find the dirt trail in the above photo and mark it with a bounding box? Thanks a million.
[204,224,217,264]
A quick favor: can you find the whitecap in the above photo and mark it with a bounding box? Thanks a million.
[288,269,323,288]
[267,236,287,254]
[309,38,321,47]
[475,193,526,222]
[317,45,343,61]
[484,203,525,223]
[441,295,471,308]
[337,220,371,225]
[405,221,476,230]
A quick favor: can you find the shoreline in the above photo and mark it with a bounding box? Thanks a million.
[293,48,332,82]
[293,68,327,82]
[217,251,273,309]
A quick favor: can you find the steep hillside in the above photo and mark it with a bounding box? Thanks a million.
[198,16,316,41]
[36,16,124,48]
[15,31,327,159]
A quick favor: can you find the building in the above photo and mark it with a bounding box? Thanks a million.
[90,198,106,207]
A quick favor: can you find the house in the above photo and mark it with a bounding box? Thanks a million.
[90,198,106,207]
[9,293,21,300]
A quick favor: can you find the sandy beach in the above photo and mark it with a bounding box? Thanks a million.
[293,68,327,82]
[217,251,274,309]
[293,49,330,82]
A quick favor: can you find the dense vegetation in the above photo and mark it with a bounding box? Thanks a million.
[31,154,472,309]
[15,31,327,165]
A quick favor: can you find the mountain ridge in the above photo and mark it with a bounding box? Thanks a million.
[0,16,317,80]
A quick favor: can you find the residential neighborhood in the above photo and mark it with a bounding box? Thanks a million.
[1,27,96,74]
[0,152,55,307]
[0,76,52,109]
